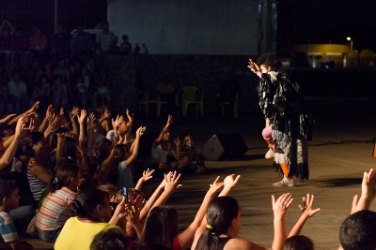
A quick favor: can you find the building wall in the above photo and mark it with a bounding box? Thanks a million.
[108,0,276,55]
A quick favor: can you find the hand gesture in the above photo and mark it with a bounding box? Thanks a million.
[164,171,182,193]
[174,137,181,147]
[141,168,155,182]
[45,104,55,120]
[69,106,79,120]
[351,168,376,213]
[298,194,321,218]
[208,176,224,195]
[15,115,27,136]
[77,109,87,125]
[223,174,241,191]
[272,193,293,220]
[247,59,261,75]
[112,115,124,129]
[59,107,64,116]
[27,101,40,113]
[125,108,133,122]
[136,126,146,138]
[166,115,173,127]
[87,113,96,130]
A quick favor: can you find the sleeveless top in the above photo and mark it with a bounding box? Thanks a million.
[217,236,231,250]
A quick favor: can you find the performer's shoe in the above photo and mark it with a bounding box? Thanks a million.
[273,177,294,187]
[265,148,275,159]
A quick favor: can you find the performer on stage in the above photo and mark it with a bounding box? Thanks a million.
[248,53,310,187]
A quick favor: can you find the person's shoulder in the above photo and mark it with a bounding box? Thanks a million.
[225,238,251,249]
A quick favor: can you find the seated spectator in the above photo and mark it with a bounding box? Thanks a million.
[54,188,125,250]
[192,189,292,250]
[120,35,132,56]
[339,168,376,250]
[35,161,79,243]
[340,210,376,250]
[99,126,146,188]
[0,178,33,250]
[105,110,133,145]
[177,134,206,174]
[151,115,180,172]
[284,235,314,250]
[139,174,239,250]
[90,228,131,250]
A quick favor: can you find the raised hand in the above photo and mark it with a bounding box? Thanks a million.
[112,115,124,129]
[247,58,261,75]
[208,176,224,195]
[351,168,376,213]
[298,194,321,218]
[272,192,293,220]
[77,109,87,124]
[136,126,146,137]
[69,106,79,120]
[166,115,173,127]
[164,171,182,193]
[141,168,155,182]
[174,137,181,147]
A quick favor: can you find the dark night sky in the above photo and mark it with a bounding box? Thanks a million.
[278,0,376,53]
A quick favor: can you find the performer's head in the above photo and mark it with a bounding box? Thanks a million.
[257,53,281,72]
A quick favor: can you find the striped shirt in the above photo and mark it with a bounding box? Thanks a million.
[35,187,76,231]
[0,211,18,243]
[27,169,47,202]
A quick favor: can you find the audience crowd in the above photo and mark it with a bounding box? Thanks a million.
[0,19,375,250]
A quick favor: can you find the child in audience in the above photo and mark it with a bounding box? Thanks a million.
[0,178,33,250]
[178,134,206,174]
[139,174,240,250]
[193,193,293,250]
[35,161,79,242]
[54,187,126,250]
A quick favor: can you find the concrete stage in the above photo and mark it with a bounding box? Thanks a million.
[148,106,376,250]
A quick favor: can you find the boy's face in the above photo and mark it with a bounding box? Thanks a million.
[4,188,20,211]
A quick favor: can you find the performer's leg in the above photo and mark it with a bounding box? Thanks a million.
[262,126,275,159]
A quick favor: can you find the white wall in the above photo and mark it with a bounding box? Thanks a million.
[108,0,262,55]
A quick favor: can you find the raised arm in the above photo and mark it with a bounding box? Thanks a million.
[218,174,241,197]
[288,194,321,237]
[134,168,154,191]
[69,106,79,136]
[271,193,293,250]
[77,109,87,147]
[139,175,166,221]
[38,104,54,133]
[124,126,146,166]
[247,58,262,78]
[178,176,223,250]
[351,168,376,214]
[151,171,181,209]
[0,116,26,169]
[155,115,173,144]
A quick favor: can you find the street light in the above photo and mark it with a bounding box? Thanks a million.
[346,36,353,51]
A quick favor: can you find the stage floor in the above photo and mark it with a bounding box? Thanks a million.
[142,108,376,250]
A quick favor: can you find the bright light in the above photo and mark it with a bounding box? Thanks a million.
[346,36,352,41]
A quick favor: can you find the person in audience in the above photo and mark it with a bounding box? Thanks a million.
[99,126,146,188]
[106,109,134,145]
[192,191,293,250]
[339,168,376,250]
[35,161,79,242]
[283,235,314,250]
[90,228,131,250]
[0,178,33,250]
[54,187,127,250]
[139,174,240,250]
[151,115,180,173]
[178,134,206,174]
